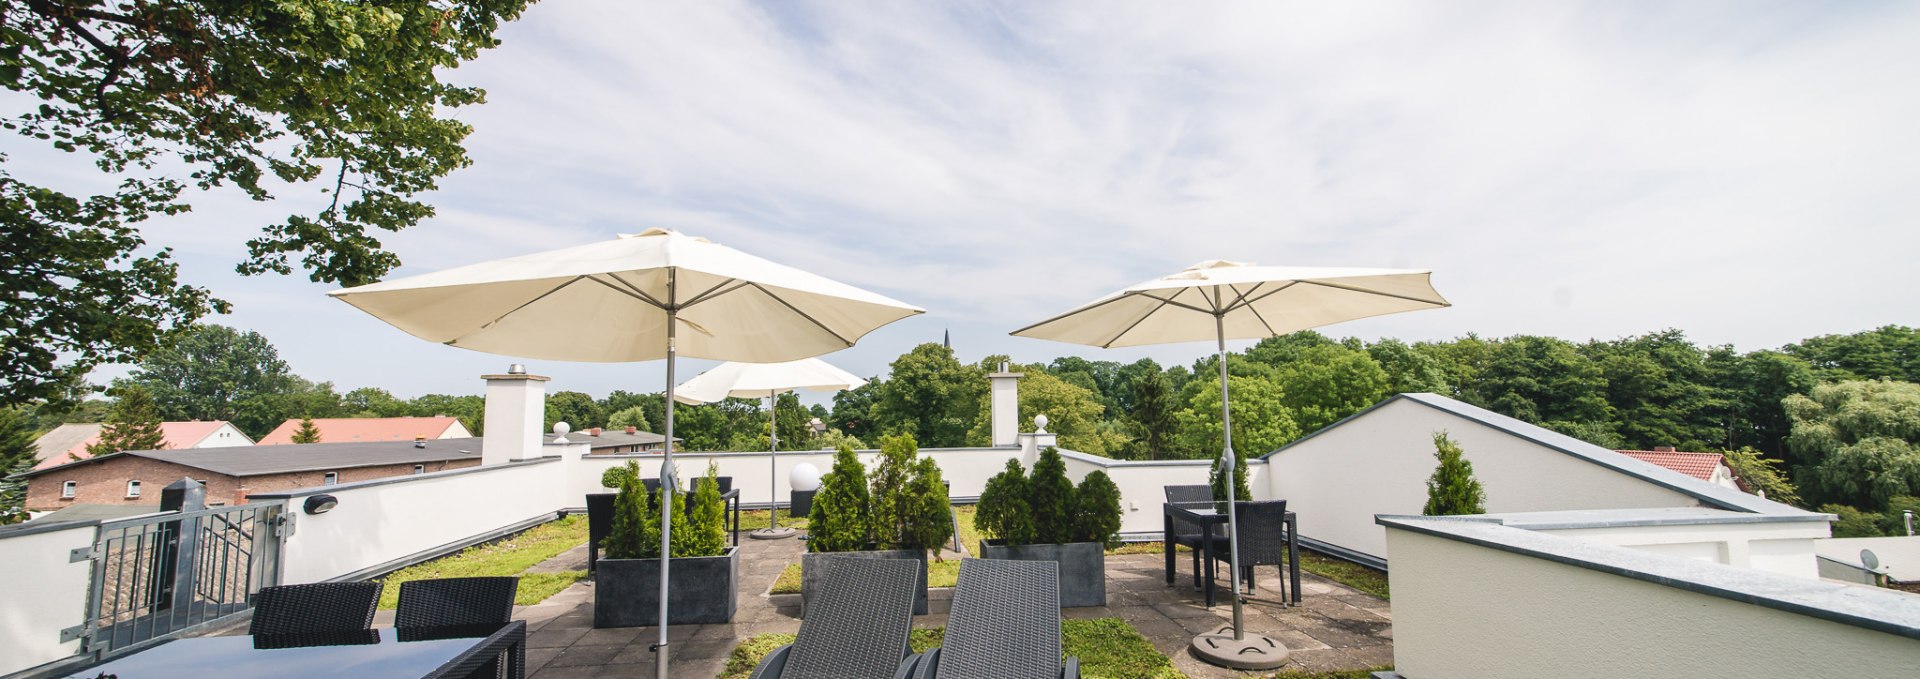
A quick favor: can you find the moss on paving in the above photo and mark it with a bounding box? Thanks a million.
[719,618,1183,679]
[1262,667,1392,678]
[735,509,809,530]
[374,515,588,609]
[770,557,961,595]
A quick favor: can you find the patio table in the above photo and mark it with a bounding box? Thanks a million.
[1162,502,1301,607]
[59,621,525,679]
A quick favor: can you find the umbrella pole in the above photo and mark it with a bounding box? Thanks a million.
[769,394,778,530]
[1215,311,1246,640]
[655,279,677,679]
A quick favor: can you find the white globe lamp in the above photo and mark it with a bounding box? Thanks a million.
[789,463,823,492]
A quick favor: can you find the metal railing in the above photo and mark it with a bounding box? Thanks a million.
[76,500,285,655]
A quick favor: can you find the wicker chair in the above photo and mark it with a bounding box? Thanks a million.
[248,582,380,636]
[1204,500,1289,601]
[750,556,921,679]
[396,576,520,627]
[1164,484,1213,588]
[904,559,1080,679]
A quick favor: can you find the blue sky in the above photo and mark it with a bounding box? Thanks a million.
[45,1,1920,400]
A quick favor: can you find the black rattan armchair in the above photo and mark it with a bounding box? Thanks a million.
[903,558,1079,679]
[750,556,921,679]
[396,576,520,627]
[1204,500,1289,601]
[248,582,380,636]
[1164,484,1213,588]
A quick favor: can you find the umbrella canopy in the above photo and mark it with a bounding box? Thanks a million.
[329,228,922,363]
[1011,260,1448,347]
[1010,258,1447,668]
[672,358,868,404]
[328,228,921,679]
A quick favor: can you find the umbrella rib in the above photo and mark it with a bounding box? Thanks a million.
[1221,281,1265,312]
[1139,291,1218,316]
[1295,279,1451,306]
[460,277,588,340]
[681,279,752,309]
[1100,294,1176,348]
[1008,293,1142,336]
[1225,280,1298,313]
[588,274,668,310]
[747,282,854,347]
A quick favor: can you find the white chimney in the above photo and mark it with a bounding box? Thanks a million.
[481,367,550,465]
[988,363,1023,447]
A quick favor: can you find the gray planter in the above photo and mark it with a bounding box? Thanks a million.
[594,547,738,627]
[801,549,929,614]
[979,540,1106,607]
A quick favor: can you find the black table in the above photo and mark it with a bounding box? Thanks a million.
[1162,503,1301,607]
[61,622,525,679]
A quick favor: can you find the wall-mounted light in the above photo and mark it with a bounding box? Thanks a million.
[304,494,339,515]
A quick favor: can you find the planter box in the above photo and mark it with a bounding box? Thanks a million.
[979,540,1106,607]
[594,547,738,627]
[801,549,929,615]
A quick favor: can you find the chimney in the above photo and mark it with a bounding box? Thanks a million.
[414,436,426,449]
[589,427,602,436]
[988,362,1024,447]
[624,426,637,435]
[481,366,551,465]
[1654,446,1677,452]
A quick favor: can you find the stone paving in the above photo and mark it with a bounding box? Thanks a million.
[365,535,1392,678]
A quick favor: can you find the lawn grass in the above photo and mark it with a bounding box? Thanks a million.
[734,508,809,530]
[769,557,961,594]
[374,515,588,609]
[1296,551,1389,601]
[718,618,1183,679]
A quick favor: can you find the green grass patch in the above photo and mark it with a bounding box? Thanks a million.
[1297,551,1389,601]
[1262,667,1392,679]
[736,509,809,530]
[374,515,588,609]
[770,556,962,595]
[719,618,1182,679]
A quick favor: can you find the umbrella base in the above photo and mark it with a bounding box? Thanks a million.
[748,527,799,540]
[1190,626,1289,670]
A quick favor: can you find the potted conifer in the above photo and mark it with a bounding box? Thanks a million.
[594,461,738,627]
[973,446,1122,607]
[800,435,952,614]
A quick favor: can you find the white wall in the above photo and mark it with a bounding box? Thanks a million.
[1266,398,1706,560]
[0,523,95,676]
[1385,521,1920,678]
[576,447,1026,508]
[1529,519,1828,579]
[195,423,255,448]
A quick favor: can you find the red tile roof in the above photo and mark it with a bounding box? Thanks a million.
[1616,449,1726,482]
[33,421,245,470]
[255,417,467,445]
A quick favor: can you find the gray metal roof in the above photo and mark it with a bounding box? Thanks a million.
[1263,392,1814,517]
[31,423,101,463]
[22,438,481,478]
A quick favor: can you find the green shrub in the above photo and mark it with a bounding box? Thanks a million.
[907,457,955,557]
[975,458,1035,545]
[603,461,655,559]
[1210,447,1251,504]
[1030,447,1075,544]
[683,462,728,557]
[808,443,873,552]
[1822,504,1886,538]
[870,433,919,548]
[1423,431,1486,516]
[601,463,638,490]
[1879,496,1920,536]
[1073,470,1123,547]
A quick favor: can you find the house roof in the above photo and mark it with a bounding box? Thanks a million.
[1616,450,1726,482]
[255,416,465,445]
[20,438,482,479]
[28,503,167,524]
[1261,392,1808,517]
[31,421,248,471]
[547,429,674,449]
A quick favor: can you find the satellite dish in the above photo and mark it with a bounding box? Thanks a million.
[1861,549,1882,572]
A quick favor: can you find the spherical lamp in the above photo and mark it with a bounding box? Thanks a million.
[789,463,823,492]
[1034,414,1050,434]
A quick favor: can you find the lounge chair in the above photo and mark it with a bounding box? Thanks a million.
[903,558,1080,679]
[750,556,921,679]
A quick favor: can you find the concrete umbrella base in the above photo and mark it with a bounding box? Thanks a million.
[748,526,798,540]
[1190,625,1289,670]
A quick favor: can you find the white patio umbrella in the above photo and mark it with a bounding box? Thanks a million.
[328,228,921,678]
[673,358,867,539]
[1011,259,1448,670]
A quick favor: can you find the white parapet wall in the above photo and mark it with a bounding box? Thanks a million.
[1478,508,1832,579]
[0,520,98,676]
[1380,515,1920,679]
[1264,394,1819,562]
[1057,448,1265,536]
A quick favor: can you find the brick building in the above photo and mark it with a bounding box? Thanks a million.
[19,438,483,512]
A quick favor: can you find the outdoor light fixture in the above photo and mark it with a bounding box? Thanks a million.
[303,494,339,515]
[789,463,822,492]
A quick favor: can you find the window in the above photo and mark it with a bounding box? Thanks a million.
[61,481,76,498]
[413,465,425,475]
[323,472,339,486]
[126,480,142,497]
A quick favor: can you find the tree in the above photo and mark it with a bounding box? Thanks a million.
[1707,349,1817,457]
[1368,339,1451,395]
[869,433,919,547]
[544,391,605,432]
[814,429,867,451]
[290,417,322,444]
[88,385,167,455]
[1582,330,1724,451]
[870,344,984,447]
[828,379,882,440]
[234,377,343,436]
[343,387,409,418]
[0,1,531,409]
[408,393,485,435]
[963,367,1115,455]
[684,463,728,557]
[1265,343,1391,434]
[1072,471,1124,548]
[606,406,652,432]
[0,408,38,524]
[905,457,954,558]
[1423,431,1487,515]
[1125,370,1179,460]
[115,324,295,424]
[1210,445,1251,505]
[1029,447,1075,545]
[1785,380,1920,509]
[1786,326,1920,383]
[807,444,873,552]
[975,458,1035,546]
[1469,335,1614,441]
[1175,374,1300,460]
[1718,447,1800,505]
[603,462,653,559]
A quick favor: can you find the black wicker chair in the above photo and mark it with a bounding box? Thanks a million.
[1164,484,1213,588]
[904,559,1079,679]
[396,576,520,627]
[1204,500,1289,601]
[248,582,380,636]
[750,556,920,679]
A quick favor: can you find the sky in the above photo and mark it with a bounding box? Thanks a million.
[33,1,1920,401]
